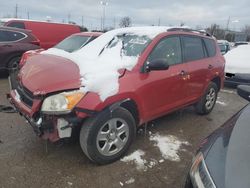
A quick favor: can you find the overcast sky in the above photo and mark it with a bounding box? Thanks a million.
[0,0,249,31]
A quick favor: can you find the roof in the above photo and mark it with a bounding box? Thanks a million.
[0,18,79,26]
[0,26,32,33]
[72,32,103,37]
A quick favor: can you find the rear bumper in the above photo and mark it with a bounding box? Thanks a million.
[224,73,250,87]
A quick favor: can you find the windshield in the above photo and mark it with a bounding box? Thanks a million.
[103,34,152,57]
[54,35,91,53]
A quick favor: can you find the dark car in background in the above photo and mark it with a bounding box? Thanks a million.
[0,26,40,71]
[186,85,250,188]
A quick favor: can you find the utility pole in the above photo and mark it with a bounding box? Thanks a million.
[14,4,18,18]
[27,11,30,20]
[158,18,161,26]
[81,16,84,27]
[113,17,116,29]
[68,13,71,23]
[226,16,230,31]
[100,1,108,31]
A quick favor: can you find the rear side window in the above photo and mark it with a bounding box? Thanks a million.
[0,30,26,42]
[7,22,25,29]
[182,36,204,62]
[148,36,182,66]
[203,38,216,57]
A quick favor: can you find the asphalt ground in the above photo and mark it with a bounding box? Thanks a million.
[0,75,247,188]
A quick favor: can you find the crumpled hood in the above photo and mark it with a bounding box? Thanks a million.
[19,54,81,95]
[204,104,250,188]
[224,45,250,74]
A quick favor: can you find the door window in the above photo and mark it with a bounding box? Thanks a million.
[147,36,182,66]
[0,30,26,42]
[182,36,205,62]
[7,22,25,29]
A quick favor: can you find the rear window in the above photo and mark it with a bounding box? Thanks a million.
[0,21,6,26]
[7,22,25,29]
[0,30,26,42]
[204,38,216,57]
[54,35,91,52]
[182,36,205,62]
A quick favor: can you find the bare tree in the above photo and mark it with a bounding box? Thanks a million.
[119,17,132,28]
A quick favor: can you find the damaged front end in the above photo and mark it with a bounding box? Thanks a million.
[7,83,89,142]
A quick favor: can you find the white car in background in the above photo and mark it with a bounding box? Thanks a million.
[224,44,250,87]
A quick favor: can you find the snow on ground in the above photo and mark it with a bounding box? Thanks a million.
[149,133,189,162]
[42,26,173,101]
[120,149,147,171]
[224,45,250,74]
[125,178,135,185]
[216,100,227,106]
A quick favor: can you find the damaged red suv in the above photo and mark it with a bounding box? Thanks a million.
[8,27,225,164]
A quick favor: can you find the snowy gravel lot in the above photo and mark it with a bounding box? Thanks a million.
[0,76,247,188]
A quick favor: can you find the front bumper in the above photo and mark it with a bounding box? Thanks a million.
[225,73,250,87]
[7,90,85,142]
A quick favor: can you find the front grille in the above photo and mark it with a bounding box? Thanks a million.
[16,83,34,108]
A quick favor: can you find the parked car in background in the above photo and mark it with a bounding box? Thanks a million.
[0,18,86,49]
[186,85,250,188]
[224,45,250,87]
[0,26,40,71]
[234,41,249,47]
[19,32,102,67]
[217,40,230,55]
[8,27,225,164]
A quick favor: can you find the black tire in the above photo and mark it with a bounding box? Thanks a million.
[79,107,136,164]
[8,56,21,71]
[195,82,218,115]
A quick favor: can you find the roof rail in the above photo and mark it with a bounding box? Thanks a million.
[167,27,212,37]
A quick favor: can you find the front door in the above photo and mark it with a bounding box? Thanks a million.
[137,36,188,121]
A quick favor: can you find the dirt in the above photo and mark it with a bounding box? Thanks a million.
[0,76,247,188]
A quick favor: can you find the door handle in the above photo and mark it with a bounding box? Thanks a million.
[208,64,213,69]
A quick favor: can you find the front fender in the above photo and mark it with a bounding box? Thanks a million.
[75,91,145,123]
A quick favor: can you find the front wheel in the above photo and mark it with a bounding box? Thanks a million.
[195,82,218,115]
[79,107,136,164]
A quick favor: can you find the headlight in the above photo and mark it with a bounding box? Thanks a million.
[190,152,216,188]
[41,90,85,114]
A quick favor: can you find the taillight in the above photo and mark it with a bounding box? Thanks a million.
[30,40,40,46]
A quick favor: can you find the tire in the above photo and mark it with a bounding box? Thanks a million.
[195,82,218,115]
[79,107,136,164]
[8,56,21,71]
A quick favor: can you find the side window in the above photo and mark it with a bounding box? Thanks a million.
[0,30,26,42]
[7,22,25,29]
[203,38,216,57]
[182,36,204,62]
[148,36,182,66]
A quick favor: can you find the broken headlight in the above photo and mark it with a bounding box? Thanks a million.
[41,90,85,114]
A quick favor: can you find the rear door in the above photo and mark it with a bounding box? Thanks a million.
[181,35,211,102]
[138,36,189,120]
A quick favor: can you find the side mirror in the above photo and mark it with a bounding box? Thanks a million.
[145,59,169,72]
[237,85,250,102]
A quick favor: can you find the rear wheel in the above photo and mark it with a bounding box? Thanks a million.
[8,56,20,71]
[79,107,136,164]
[195,82,218,115]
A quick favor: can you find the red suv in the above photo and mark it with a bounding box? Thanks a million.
[8,27,225,164]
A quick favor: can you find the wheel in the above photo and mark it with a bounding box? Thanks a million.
[8,56,20,71]
[79,107,136,164]
[195,82,218,115]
